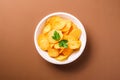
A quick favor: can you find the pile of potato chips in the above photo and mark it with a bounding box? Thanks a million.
[38,16,82,61]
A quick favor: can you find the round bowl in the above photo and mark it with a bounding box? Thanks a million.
[34,12,87,65]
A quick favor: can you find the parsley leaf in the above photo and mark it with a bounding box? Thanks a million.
[52,31,60,41]
[59,40,68,48]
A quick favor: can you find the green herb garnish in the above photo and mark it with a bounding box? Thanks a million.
[59,40,68,48]
[52,31,60,41]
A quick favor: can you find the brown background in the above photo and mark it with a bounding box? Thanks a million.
[0,0,120,80]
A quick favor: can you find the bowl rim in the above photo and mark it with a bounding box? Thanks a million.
[34,12,87,65]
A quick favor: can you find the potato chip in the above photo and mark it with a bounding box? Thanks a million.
[48,48,59,57]
[68,22,77,33]
[38,34,49,50]
[68,40,81,49]
[54,43,60,49]
[62,20,71,32]
[63,35,76,41]
[46,16,62,24]
[52,19,66,30]
[62,48,73,56]
[55,48,72,61]
[69,28,81,40]
[55,55,68,61]
[42,24,51,34]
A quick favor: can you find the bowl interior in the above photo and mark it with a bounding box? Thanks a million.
[34,12,87,65]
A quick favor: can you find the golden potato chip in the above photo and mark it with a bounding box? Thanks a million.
[63,35,76,41]
[38,34,49,50]
[48,48,59,57]
[52,19,66,30]
[69,28,81,40]
[48,29,63,43]
[46,16,62,24]
[46,16,66,30]
[42,24,51,34]
[55,54,68,61]
[48,16,63,29]
[68,40,81,49]
[62,20,71,32]
[54,43,60,49]
[68,22,77,34]
[62,48,73,56]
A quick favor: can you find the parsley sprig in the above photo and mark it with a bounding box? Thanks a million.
[52,31,60,41]
[59,40,68,48]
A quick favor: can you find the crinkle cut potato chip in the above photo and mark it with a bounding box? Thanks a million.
[37,16,82,61]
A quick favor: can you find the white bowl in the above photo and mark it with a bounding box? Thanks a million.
[34,12,87,65]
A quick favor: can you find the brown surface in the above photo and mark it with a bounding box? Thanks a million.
[0,0,120,80]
